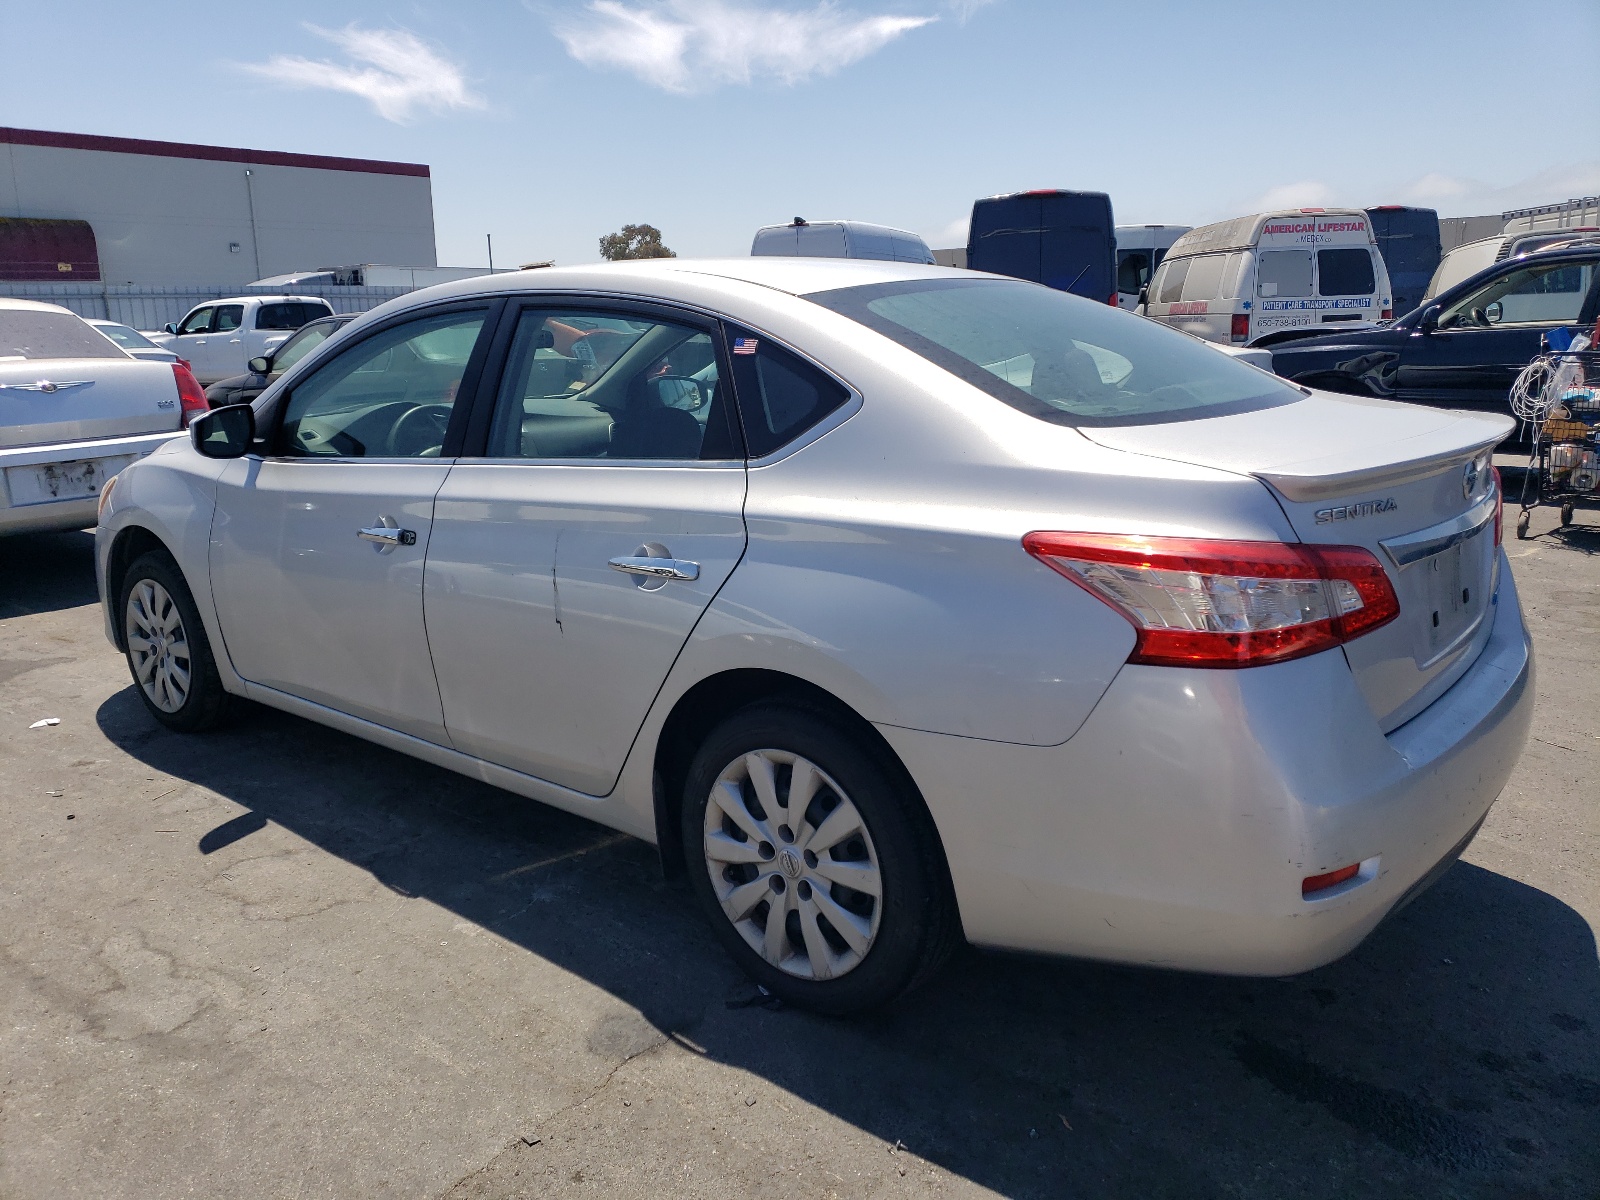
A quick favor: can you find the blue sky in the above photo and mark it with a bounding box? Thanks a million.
[3,1,1596,269]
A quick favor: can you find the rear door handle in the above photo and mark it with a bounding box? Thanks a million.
[608,555,699,581]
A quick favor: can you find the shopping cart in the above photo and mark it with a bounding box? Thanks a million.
[1511,350,1600,538]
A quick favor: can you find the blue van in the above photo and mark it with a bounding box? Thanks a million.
[1365,206,1442,318]
[966,190,1117,303]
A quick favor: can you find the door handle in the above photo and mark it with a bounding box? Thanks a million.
[358,526,417,547]
[608,555,699,582]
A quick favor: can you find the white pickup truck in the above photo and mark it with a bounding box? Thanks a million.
[2,299,208,536]
[148,295,334,385]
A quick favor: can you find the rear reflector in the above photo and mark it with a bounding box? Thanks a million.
[1023,532,1401,668]
[1231,313,1250,342]
[1302,863,1360,896]
[171,362,209,428]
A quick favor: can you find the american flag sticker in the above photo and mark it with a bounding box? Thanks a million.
[732,337,759,355]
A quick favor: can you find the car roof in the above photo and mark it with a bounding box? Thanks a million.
[0,297,78,315]
[192,295,333,306]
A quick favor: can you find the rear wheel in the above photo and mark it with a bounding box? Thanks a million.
[119,551,234,732]
[682,703,957,1014]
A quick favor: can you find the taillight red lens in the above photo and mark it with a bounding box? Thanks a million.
[1022,532,1401,668]
[171,362,209,427]
[1381,308,1393,320]
[1230,313,1250,342]
[1109,292,1119,306]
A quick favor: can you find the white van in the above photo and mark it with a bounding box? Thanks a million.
[751,218,936,264]
[1140,209,1392,346]
[1114,224,1190,309]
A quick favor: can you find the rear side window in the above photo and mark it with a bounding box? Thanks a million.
[725,329,851,457]
[1257,251,1313,297]
[213,304,244,332]
[0,309,124,359]
[258,302,332,330]
[1318,249,1377,296]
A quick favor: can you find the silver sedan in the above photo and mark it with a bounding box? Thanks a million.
[94,259,1533,1013]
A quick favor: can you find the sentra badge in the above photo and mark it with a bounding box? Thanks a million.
[1314,498,1397,524]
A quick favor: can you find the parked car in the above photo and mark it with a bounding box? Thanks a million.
[2,299,207,536]
[148,296,334,385]
[96,258,1531,1013]
[1142,209,1393,346]
[87,319,181,364]
[1269,244,1600,422]
[751,219,936,264]
[1365,206,1441,318]
[204,313,356,407]
[1115,224,1190,309]
[1423,228,1600,305]
[967,190,1117,303]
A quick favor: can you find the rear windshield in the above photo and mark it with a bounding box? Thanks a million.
[805,278,1301,426]
[0,310,125,360]
[96,323,158,350]
[1317,248,1377,296]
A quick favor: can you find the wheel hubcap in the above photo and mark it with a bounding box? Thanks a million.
[702,749,882,981]
[125,579,191,713]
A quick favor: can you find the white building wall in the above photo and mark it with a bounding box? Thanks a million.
[0,138,436,288]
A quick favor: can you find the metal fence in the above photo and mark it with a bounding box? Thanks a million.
[0,282,411,330]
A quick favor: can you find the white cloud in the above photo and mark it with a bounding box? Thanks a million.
[550,1,936,93]
[946,0,998,20]
[241,25,485,122]
[1245,180,1337,212]
[1396,161,1600,214]
[924,214,969,247]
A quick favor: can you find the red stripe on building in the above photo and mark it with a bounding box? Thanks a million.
[0,127,429,178]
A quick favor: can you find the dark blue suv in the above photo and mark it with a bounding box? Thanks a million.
[1268,245,1600,420]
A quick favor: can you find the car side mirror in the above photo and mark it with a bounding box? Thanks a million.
[190,404,255,459]
[650,375,704,411]
[1138,286,1149,307]
[1417,304,1441,333]
[163,322,178,335]
[248,356,271,374]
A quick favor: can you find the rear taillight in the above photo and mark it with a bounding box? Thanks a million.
[1109,292,1119,306]
[1380,308,1393,320]
[1302,863,1360,896]
[1230,313,1250,342]
[172,362,209,427]
[1023,532,1401,668]
[1492,466,1503,547]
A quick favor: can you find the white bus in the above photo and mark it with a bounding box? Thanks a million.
[1114,224,1190,310]
[1140,209,1392,346]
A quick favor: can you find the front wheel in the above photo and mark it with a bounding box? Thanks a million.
[119,551,234,732]
[682,704,958,1014]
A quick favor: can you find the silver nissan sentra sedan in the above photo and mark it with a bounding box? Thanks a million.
[94,258,1533,1013]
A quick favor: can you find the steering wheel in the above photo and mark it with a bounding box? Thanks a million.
[390,403,451,456]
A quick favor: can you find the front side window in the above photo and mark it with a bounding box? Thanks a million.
[278,309,486,458]
[486,309,739,461]
[1257,251,1313,298]
[806,277,1300,427]
[1441,259,1596,327]
[0,310,124,360]
[213,304,244,332]
[177,307,214,335]
[1317,248,1376,296]
[1117,249,1152,295]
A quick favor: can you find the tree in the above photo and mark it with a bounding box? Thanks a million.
[598,223,676,261]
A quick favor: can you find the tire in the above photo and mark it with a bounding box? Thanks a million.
[681,703,958,1014]
[118,551,234,733]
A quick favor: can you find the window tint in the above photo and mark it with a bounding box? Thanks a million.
[213,304,244,332]
[177,307,213,335]
[1157,257,1190,303]
[1117,249,1153,295]
[1441,259,1597,328]
[486,309,738,461]
[0,310,125,360]
[279,309,485,458]
[269,320,340,374]
[725,330,851,457]
[1219,252,1248,299]
[1317,248,1376,296]
[1179,254,1226,302]
[1257,251,1313,298]
[257,302,332,331]
[805,277,1300,427]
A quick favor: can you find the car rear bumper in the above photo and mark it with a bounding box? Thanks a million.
[0,431,181,535]
[878,549,1534,975]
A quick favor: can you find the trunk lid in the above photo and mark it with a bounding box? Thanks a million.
[1082,390,1510,731]
[0,357,182,448]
